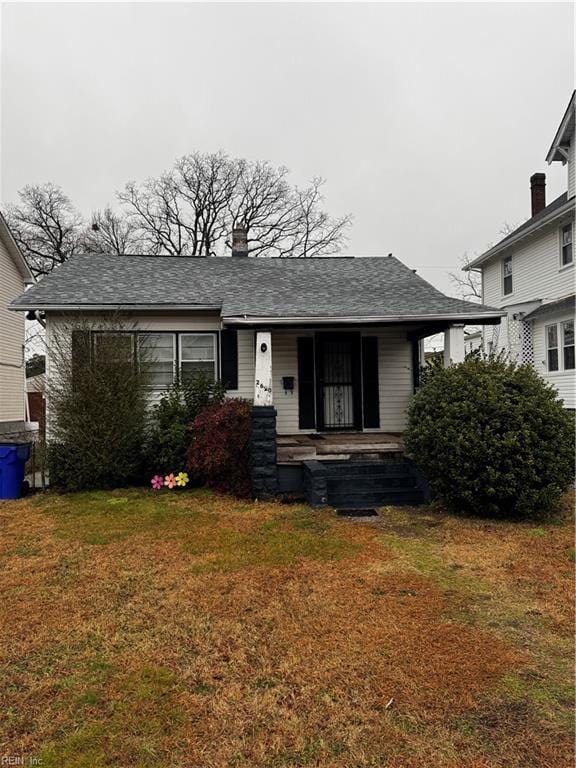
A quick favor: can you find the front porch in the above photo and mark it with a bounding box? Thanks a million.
[247,323,469,507]
[277,431,404,464]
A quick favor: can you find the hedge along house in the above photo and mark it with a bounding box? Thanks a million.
[10,230,503,507]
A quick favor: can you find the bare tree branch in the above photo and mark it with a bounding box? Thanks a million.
[3,183,85,276]
[119,152,351,257]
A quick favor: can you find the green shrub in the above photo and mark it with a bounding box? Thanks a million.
[47,317,149,491]
[404,356,575,518]
[186,399,251,497]
[145,374,226,475]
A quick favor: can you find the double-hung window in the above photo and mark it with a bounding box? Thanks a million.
[140,333,176,389]
[180,334,217,381]
[93,332,135,364]
[502,255,513,296]
[560,224,573,267]
[562,320,575,370]
[546,324,559,372]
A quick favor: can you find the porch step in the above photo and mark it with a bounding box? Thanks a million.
[329,474,417,491]
[302,458,429,509]
[328,489,425,507]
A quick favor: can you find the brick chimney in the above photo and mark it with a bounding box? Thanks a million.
[232,224,248,257]
[530,173,546,217]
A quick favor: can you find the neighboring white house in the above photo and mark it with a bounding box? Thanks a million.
[467,92,575,409]
[0,212,34,437]
[464,330,482,356]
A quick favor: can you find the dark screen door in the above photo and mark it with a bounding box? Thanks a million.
[316,334,361,430]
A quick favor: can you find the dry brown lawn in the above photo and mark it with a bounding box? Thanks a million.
[0,489,574,768]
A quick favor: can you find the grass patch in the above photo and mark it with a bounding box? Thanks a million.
[1,488,573,768]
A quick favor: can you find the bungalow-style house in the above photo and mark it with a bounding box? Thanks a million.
[10,235,502,507]
[466,92,575,409]
[0,212,34,437]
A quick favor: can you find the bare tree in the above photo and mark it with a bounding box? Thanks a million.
[3,153,351,274]
[3,183,85,277]
[119,152,351,257]
[450,222,520,302]
[450,251,482,301]
[84,206,140,254]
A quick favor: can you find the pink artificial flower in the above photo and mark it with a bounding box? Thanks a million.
[164,474,177,489]
[151,475,164,490]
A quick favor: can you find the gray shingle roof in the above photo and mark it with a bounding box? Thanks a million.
[11,253,503,322]
[524,294,575,321]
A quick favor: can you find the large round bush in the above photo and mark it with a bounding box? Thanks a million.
[404,357,574,517]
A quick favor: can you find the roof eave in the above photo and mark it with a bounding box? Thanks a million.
[545,91,575,164]
[0,213,33,283]
[9,302,223,313]
[223,311,505,327]
[465,198,574,270]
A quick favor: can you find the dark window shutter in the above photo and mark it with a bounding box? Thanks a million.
[411,339,420,391]
[71,330,91,389]
[362,336,380,428]
[297,337,316,429]
[221,330,238,390]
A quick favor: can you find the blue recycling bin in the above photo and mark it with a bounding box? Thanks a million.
[0,442,31,500]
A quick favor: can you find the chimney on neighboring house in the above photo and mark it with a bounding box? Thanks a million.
[232,224,248,257]
[530,173,546,217]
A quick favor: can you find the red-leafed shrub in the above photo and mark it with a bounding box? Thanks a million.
[187,398,251,497]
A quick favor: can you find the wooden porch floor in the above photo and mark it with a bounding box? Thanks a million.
[277,432,404,464]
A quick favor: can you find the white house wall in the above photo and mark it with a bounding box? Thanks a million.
[568,137,575,201]
[45,314,415,436]
[0,237,26,426]
[482,224,575,310]
[267,327,413,435]
[532,311,575,409]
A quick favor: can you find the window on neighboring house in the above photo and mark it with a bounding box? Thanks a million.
[560,224,573,266]
[139,333,176,389]
[562,320,575,370]
[180,333,217,381]
[546,324,559,371]
[502,255,513,295]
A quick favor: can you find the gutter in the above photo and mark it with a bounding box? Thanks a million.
[223,311,505,326]
[466,198,575,270]
[9,303,223,312]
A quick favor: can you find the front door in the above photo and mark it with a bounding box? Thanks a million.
[315,333,362,431]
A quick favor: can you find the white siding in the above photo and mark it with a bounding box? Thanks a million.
[482,224,575,309]
[568,137,575,201]
[0,238,26,425]
[45,314,415,435]
[532,313,575,409]
[266,327,413,435]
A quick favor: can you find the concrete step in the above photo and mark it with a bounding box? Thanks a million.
[327,489,426,507]
[329,475,417,491]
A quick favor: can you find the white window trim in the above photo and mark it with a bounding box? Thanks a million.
[545,322,559,372]
[544,319,575,374]
[179,332,218,380]
[139,332,177,390]
[561,318,575,372]
[559,223,574,270]
[502,255,514,297]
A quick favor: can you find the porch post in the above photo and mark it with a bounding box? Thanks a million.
[250,331,278,499]
[443,324,465,367]
[254,331,273,406]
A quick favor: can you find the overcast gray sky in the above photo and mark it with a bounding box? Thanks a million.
[1,2,573,294]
